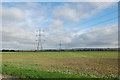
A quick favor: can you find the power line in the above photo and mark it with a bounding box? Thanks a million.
[80,9,118,26]
[84,16,118,28]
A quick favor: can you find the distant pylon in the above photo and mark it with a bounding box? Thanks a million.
[59,40,62,51]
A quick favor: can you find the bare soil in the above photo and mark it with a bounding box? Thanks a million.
[32,57,118,77]
[0,74,21,80]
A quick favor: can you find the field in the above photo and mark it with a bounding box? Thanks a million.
[1,51,119,79]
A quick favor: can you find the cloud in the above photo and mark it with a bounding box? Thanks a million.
[1,2,118,50]
[1,7,25,22]
[53,2,116,23]
[2,24,36,49]
[2,23,117,49]
[1,6,36,49]
[53,4,80,22]
[65,24,118,48]
[50,19,64,28]
[1,21,118,49]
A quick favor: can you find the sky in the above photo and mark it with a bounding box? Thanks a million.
[1,1,119,50]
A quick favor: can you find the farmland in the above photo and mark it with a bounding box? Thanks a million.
[1,51,119,79]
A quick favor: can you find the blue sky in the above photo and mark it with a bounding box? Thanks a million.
[1,2,118,50]
[2,0,119,2]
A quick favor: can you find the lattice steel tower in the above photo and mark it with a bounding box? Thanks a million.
[36,29,45,51]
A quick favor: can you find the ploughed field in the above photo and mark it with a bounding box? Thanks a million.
[1,51,119,79]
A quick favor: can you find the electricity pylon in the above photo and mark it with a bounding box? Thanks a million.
[36,29,45,51]
[59,40,62,51]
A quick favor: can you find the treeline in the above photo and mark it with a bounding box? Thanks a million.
[1,48,119,52]
[1,49,15,52]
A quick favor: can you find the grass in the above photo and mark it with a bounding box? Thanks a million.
[2,64,98,79]
[1,51,119,79]
[2,51,118,58]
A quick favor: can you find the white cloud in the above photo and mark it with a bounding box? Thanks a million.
[50,19,64,28]
[2,23,118,49]
[53,5,80,22]
[53,2,116,23]
[2,25,36,49]
[1,2,118,50]
[1,7,25,22]
[67,24,118,48]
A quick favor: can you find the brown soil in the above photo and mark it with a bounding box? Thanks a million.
[0,74,21,80]
[32,57,118,77]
